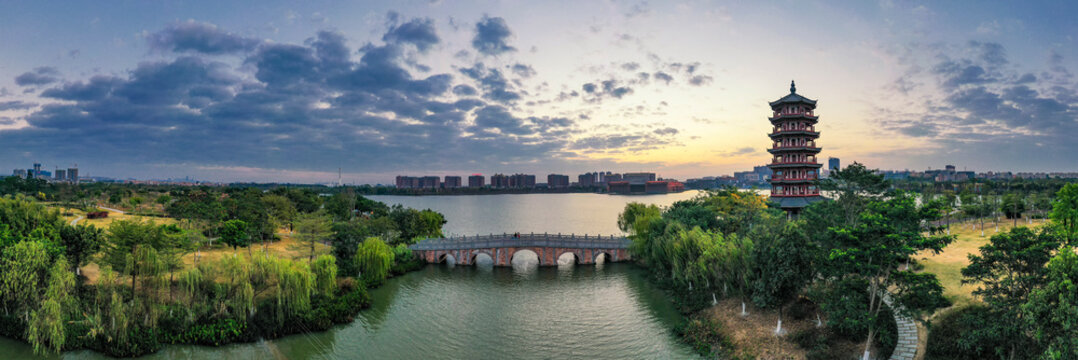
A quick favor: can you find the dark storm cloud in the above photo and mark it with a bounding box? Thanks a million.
[15,67,60,86]
[1,16,595,174]
[383,16,440,52]
[472,16,515,55]
[147,20,260,54]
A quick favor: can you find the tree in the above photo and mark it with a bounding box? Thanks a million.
[332,216,396,275]
[262,194,297,232]
[818,162,889,225]
[751,225,814,334]
[294,212,333,263]
[220,219,250,253]
[1023,247,1078,359]
[128,196,143,214]
[963,195,994,237]
[818,191,953,360]
[59,224,104,275]
[355,237,394,284]
[324,189,358,221]
[27,256,75,355]
[388,206,445,245]
[1001,193,1026,225]
[1051,183,1078,245]
[962,227,1061,359]
[1,240,51,318]
[311,255,338,297]
[154,194,171,207]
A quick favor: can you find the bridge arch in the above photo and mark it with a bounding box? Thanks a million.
[594,251,612,264]
[511,248,541,266]
[557,250,581,265]
[438,253,457,265]
[470,250,494,265]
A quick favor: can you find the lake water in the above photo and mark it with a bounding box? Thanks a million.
[1,191,706,359]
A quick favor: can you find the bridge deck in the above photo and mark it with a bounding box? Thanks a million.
[409,233,630,251]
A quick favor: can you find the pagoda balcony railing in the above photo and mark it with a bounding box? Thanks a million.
[771,192,821,197]
[771,160,819,165]
[772,176,818,181]
[771,144,818,149]
[772,127,816,133]
[772,111,815,117]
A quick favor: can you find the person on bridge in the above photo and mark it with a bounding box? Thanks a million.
[513,232,520,239]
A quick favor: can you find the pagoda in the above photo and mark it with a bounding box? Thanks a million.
[767,81,824,213]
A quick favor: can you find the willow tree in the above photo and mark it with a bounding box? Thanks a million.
[311,255,338,297]
[356,237,394,284]
[27,256,75,355]
[276,260,313,320]
[1,240,50,319]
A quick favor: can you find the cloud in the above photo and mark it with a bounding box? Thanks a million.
[510,63,536,78]
[15,67,61,86]
[689,75,713,86]
[3,17,645,177]
[472,16,515,55]
[879,41,1078,170]
[147,20,260,54]
[653,71,673,84]
[383,15,440,52]
[0,101,37,111]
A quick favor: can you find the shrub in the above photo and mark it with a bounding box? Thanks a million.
[925,305,1002,360]
[676,316,733,358]
[786,297,818,321]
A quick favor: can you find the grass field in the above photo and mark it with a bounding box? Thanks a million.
[917,217,1047,307]
[79,229,332,285]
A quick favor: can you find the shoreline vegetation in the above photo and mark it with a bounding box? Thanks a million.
[2,167,1078,359]
[621,164,1078,360]
[0,180,445,357]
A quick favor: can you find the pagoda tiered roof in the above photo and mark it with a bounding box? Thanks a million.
[768,81,817,107]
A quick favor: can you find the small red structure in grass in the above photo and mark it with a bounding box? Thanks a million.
[86,211,109,219]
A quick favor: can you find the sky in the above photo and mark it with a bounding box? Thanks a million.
[0,0,1075,184]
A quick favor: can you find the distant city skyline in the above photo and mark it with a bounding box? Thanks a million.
[1,1,1076,183]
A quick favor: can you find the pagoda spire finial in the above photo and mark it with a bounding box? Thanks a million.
[790,80,796,93]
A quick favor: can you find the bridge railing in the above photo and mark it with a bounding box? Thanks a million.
[408,233,631,251]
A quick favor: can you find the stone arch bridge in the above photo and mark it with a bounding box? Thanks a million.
[409,233,631,266]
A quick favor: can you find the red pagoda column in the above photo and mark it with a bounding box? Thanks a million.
[767,81,824,214]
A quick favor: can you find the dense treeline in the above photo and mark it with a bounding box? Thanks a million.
[625,164,955,359]
[0,182,446,357]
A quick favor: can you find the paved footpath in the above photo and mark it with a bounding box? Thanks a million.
[882,292,919,360]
